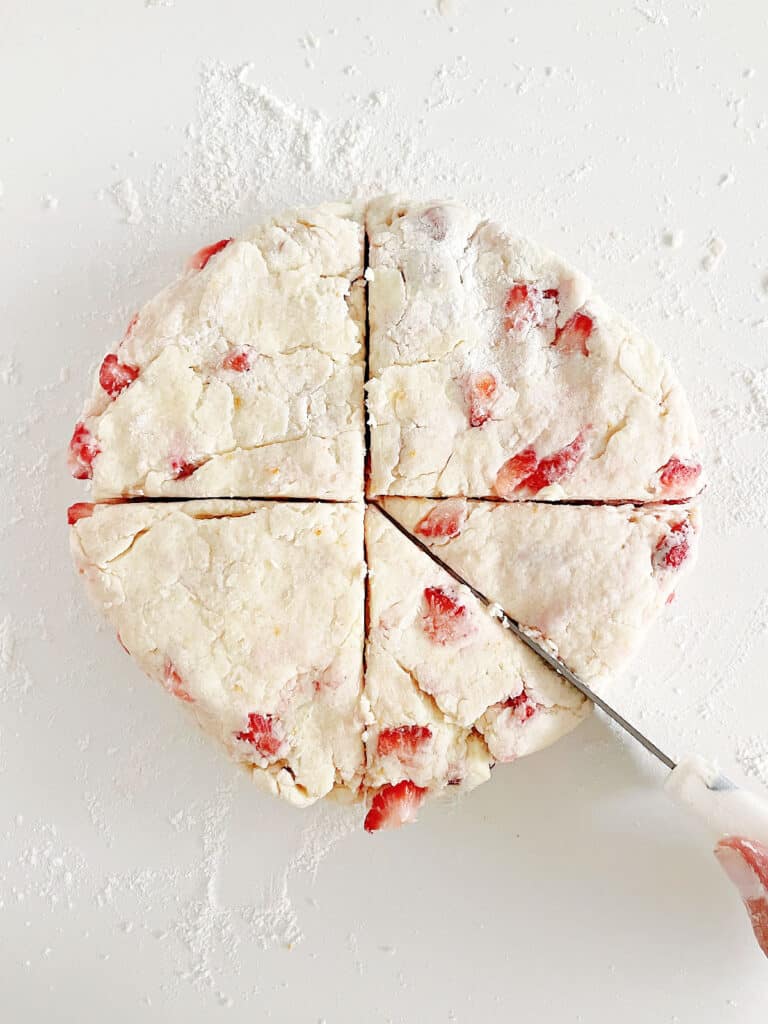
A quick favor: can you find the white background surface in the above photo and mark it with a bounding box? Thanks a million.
[2,0,768,1020]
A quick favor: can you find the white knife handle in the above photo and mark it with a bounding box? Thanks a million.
[666,755,768,957]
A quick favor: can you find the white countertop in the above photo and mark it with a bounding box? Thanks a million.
[1,1,767,1019]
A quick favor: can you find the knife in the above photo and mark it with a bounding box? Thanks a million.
[373,501,768,958]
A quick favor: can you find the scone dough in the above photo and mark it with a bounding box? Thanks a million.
[70,500,366,805]
[379,498,700,684]
[70,203,365,500]
[364,506,588,789]
[68,196,704,829]
[366,196,702,501]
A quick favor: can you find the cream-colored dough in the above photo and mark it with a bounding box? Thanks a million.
[67,196,703,830]
[379,498,700,684]
[366,195,703,501]
[70,203,365,500]
[70,500,366,806]
[364,506,588,789]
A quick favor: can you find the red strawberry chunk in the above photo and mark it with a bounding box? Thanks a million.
[170,456,200,480]
[414,499,467,540]
[495,431,587,498]
[466,371,498,427]
[67,502,95,525]
[68,422,100,480]
[421,586,474,645]
[222,346,255,372]
[552,310,593,356]
[658,456,702,494]
[377,725,432,760]
[653,520,692,572]
[715,836,768,956]
[364,780,427,833]
[502,687,537,721]
[235,712,283,759]
[504,282,558,332]
[188,238,232,272]
[99,353,140,399]
[495,447,538,493]
[162,659,194,703]
[504,284,534,331]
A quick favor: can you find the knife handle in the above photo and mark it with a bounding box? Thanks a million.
[666,755,768,957]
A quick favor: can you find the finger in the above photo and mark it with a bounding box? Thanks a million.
[715,836,768,958]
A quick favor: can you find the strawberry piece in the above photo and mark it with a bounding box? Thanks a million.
[67,502,95,525]
[235,712,283,759]
[421,586,474,645]
[658,456,702,494]
[504,284,535,331]
[414,499,467,540]
[466,371,498,427]
[377,725,432,760]
[502,687,537,721]
[68,422,100,480]
[188,238,232,272]
[222,346,255,372]
[364,780,427,833]
[517,432,588,494]
[504,282,558,332]
[653,520,692,572]
[162,659,194,703]
[494,447,538,494]
[495,431,587,498]
[170,456,199,480]
[552,310,593,356]
[715,836,768,957]
[99,353,140,399]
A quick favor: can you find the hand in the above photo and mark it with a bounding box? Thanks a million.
[715,836,768,958]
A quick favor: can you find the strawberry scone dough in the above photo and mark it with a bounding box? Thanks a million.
[70,500,366,805]
[362,507,588,829]
[66,193,706,833]
[379,498,700,686]
[69,203,365,500]
[366,196,703,501]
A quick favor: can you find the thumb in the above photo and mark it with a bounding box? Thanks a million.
[714,836,768,958]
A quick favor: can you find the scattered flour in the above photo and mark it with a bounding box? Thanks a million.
[125,60,495,243]
[242,873,303,952]
[701,235,726,272]
[663,228,684,249]
[634,4,670,27]
[736,736,768,788]
[111,178,144,224]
